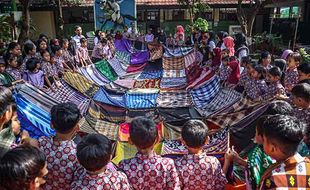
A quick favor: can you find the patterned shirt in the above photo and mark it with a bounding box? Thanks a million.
[21,55,36,72]
[71,168,131,190]
[22,70,45,88]
[53,56,64,73]
[259,153,310,190]
[39,137,81,190]
[262,81,286,100]
[245,79,268,100]
[119,152,181,190]
[238,70,250,87]
[62,49,75,68]
[41,61,60,77]
[219,64,232,81]
[293,107,310,127]
[284,67,299,91]
[76,47,91,64]
[175,152,227,190]
[6,66,22,80]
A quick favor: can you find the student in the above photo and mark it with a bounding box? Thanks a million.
[175,120,227,189]
[21,43,37,72]
[219,55,231,83]
[226,56,241,85]
[291,83,310,127]
[52,45,68,72]
[0,145,48,190]
[244,65,268,101]
[119,117,181,190]
[22,57,45,89]
[36,39,48,59]
[0,58,15,87]
[206,31,216,52]
[223,36,235,56]
[259,51,272,70]
[3,42,22,65]
[297,123,310,157]
[297,63,310,83]
[61,39,76,71]
[263,66,286,100]
[5,54,22,81]
[71,134,130,190]
[145,28,154,43]
[41,50,60,88]
[236,60,256,93]
[284,52,301,92]
[38,102,81,190]
[258,115,308,190]
[76,38,92,67]
[91,38,111,62]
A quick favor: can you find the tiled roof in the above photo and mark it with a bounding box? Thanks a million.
[136,0,248,5]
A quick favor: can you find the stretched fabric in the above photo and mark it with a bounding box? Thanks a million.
[79,114,119,141]
[142,59,163,71]
[130,51,150,65]
[163,46,193,57]
[88,101,126,123]
[63,72,99,97]
[77,64,109,86]
[15,93,55,138]
[125,88,159,109]
[160,77,187,89]
[158,107,201,123]
[157,90,193,108]
[162,56,185,70]
[162,69,186,78]
[126,63,146,73]
[184,50,196,68]
[45,80,90,115]
[94,60,118,81]
[114,39,133,53]
[162,121,183,140]
[108,57,127,77]
[133,79,161,89]
[93,87,126,107]
[186,68,213,90]
[126,108,161,123]
[113,79,135,89]
[195,50,204,63]
[115,51,131,66]
[190,75,220,108]
[118,122,162,142]
[186,62,203,85]
[138,69,163,79]
[148,43,163,61]
[0,127,16,157]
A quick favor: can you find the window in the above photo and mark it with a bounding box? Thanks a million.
[137,10,145,21]
[273,7,301,19]
[63,7,94,23]
[147,11,158,21]
[172,10,185,20]
[220,8,237,21]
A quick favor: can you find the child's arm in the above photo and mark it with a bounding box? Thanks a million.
[44,75,52,88]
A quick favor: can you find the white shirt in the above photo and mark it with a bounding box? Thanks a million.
[128,27,138,34]
[72,34,85,48]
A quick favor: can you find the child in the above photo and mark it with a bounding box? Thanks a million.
[175,120,227,189]
[219,55,231,83]
[0,58,15,87]
[284,52,301,92]
[263,66,286,100]
[5,54,22,81]
[61,39,76,71]
[297,123,310,157]
[115,30,122,40]
[38,102,81,190]
[36,39,48,59]
[259,51,272,70]
[291,83,310,127]
[145,29,154,43]
[258,115,309,190]
[235,59,256,93]
[76,38,92,67]
[166,34,175,48]
[71,134,130,190]
[21,42,37,72]
[244,65,268,101]
[297,63,310,83]
[226,56,240,85]
[91,38,111,62]
[221,48,230,58]
[119,117,181,189]
[41,50,60,88]
[52,45,67,72]
[22,57,45,89]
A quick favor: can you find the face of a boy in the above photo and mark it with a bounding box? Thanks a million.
[262,56,271,67]
[292,95,305,108]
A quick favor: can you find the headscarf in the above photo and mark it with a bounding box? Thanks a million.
[176,25,185,41]
[211,47,221,68]
[281,49,293,60]
[223,36,235,56]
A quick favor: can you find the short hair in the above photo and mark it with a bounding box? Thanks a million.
[221,55,230,62]
[256,115,269,136]
[75,25,81,30]
[182,120,209,148]
[291,83,310,102]
[0,145,46,190]
[0,87,13,117]
[268,66,282,78]
[264,100,293,116]
[241,56,251,65]
[261,51,270,59]
[40,50,50,57]
[50,102,80,133]
[288,52,301,63]
[100,38,108,44]
[80,38,87,44]
[254,65,267,80]
[297,63,310,74]
[51,45,61,55]
[221,48,230,54]
[26,57,39,72]
[77,134,112,172]
[262,115,303,156]
[129,117,158,149]
[23,43,35,54]
[274,59,287,72]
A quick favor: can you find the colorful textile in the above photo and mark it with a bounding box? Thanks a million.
[138,69,163,79]
[163,56,185,70]
[88,101,126,123]
[186,68,213,90]
[186,62,203,85]
[163,69,186,78]
[284,67,299,91]
[119,152,181,190]
[148,43,163,61]
[94,60,118,81]
[118,122,162,142]
[126,109,161,123]
[0,127,16,157]
[130,51,149,65]
[126,63,146,73]
[113,78,135,89]
[293,107,310,127]
[115,51,131,66]
[6,66,22,80]
[162,121,183,140]
[0,72,14,86]
[125,88,159,109]
[93,87,126,107]
[108,57,127,77]
[158,107,201,123]
[262,81,286,100]
[164,46,193,57]
[133,79,161,89]
[160,77,187,89]
[63,72,99,97]
[184,50,196,68]
[114,39,133,53]
[244,79,268,100]
[77,64,109,86]
[190,76,220,108]
[157,90,193,108]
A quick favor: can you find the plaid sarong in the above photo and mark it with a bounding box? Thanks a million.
[184,50,196,68]
[108,57,127,77]
[163,56,185,70]
[160,77,187,89]
[186,68,213,90]
[133,79,161,89]
[148,43,163,61]
[190,75,220,108]
[186,62,203,85]
[138,69,163,79]
[0,127,16,157]
[125,88,159,109]
[93,87,126,108]
[77,64,109,86]
[162,70,186,78]
[63,72,100,98]
[94,60,118,81]
[157,90,193,108]
[162,121,183,140]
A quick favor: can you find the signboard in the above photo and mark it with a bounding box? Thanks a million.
[94,0,136,31]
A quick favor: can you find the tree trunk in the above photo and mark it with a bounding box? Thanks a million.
[18,0,30,43]
[56,0,64,38]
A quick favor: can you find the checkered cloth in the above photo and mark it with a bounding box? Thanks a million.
[94,60,118,81]
[77,65,109,86]
[184,50,196,68]
[108,57,127,77]
[138,69,163,79]
[148,43,163,61]
[0,127,16,157]
[160,77,187,89]
[126,108,161,123]
[163,46,194,57]
[190,75,220,108]
[157,90,193,108]
[125,88,159,109]
[162,69,186,78]
[195,51,204,63]
[186,62,203,85]
[163,56,185,70]
[79,114,119,141]
[93,87,126,108]
[133,79,161,89]
[63,72,100,98]
[115,51,131,65]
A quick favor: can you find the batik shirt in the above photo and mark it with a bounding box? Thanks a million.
[41,61,59,77]
[245,79,268,100]
[6,66,22,80]
[284,67,299,91]
[21,55,36,72]
[119,152,181,190]
[293,107,310,127]
[62,49,75,68]
[39,137,81,190]
[259,153,310,190]
[238,70,250,87]
[53,56,64,73]
[76,47,91,64]
[71,168,131,190]
[175,152,227,190]
[219,64,232,81]
[262,81,286,100]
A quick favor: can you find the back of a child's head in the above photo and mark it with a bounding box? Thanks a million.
[182,120,209,148]
[23,43,35,55]
[0,87,13,118]
[241,56,251,65]
[261,51,270,59]
[274,59,287,72]
[288,52,301,63]
[264,100,293,115]
[291,83,310,103]
[129,117,157,149]
[80,38,87,44]
[297,63,310,74]
[50,102,80,134]
[222,55,230,62]
[77,134,112,172]
[262,115,303,156]
[254,65,267,80]
[26,57,39,72]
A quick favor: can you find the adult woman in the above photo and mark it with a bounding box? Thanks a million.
[0,145,48,190]
[234,33,249,61]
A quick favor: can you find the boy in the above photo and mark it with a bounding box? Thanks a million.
[76,38,92,67]
[71,134,130,190]
[284,52,301,92]
[39,102,81,190]
[258,115,309,190]
[291,83,310,127]
[297,63,310,83]
[175,120,227,189]
[119,117,181,190]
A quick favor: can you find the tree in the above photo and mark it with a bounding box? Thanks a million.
[18,0,31,43]
[237,0,272,38]
[178,0,209,24]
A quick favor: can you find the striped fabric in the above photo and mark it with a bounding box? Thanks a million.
[113,79,136,89]
[87,101,126,123]
[115,51,131,65]
[125,88,159,109]
[157,90,193,108]
[133,79,161,89]
[93,87,126,108]
[186,68,213,90]
[148,43,163,61]
[186,62,203,85]
[108,57,127,77]
[184,50,196,68]
[162,56,185,70]
[126,108,161,123]
[160,77,187,89]
[158,107,201,123]
[95,60,118,81]
[190,75,220,108]
[162,69,186,78]
[163,46,193,57]
[77,64,109,86]
[138,69,163,79]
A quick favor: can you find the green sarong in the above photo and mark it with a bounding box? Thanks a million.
[95,60,118,81]
[0,72,15,86]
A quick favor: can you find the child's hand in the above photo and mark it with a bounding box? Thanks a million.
[21,130,30,141]
[225,147,234,162]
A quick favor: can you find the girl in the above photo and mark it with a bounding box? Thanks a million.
[4,42,22,67]
[223,36,235,56]
[22,58,45,89]
[76,38,92,67]
[61,39,76,71]
[145,28,154,43]
[235,58,256,93]
[245,65,268,101]
[175,25,185,46]
[284,52,301,92]
[41,50,60,88]
[52,45,67,73]
[259,51,272,70]
[36,39,48,59]
[216,31,228,49]
[94,30,101,46]
[0,59,14,87]
[21,43,37,72]
[5,54,22,81]
[263,66,286,100]
[234,33,249,61]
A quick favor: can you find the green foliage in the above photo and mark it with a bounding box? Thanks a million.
[193,18,209,32]
[177,0,209,22]
[299,48,310,64]
[252,32,283,53]
[0,15,12,42]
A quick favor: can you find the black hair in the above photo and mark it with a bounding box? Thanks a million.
[268,66,284,84]
[51,45,61,55]
[77,134,112,172]
[254,65,267,80]
[264,100,293,116]
[299,79,310,85]
[129,117,158,149]
[61,38,69,46]
[7,42,19,52]
[241,56,251,65]
[40,50,50,57]
[23,43,35,55]
[182,120,209,148]
[261,51,270,59]
[262,115,303,156]
[207,31,215,44]
[234,33,247,50]
[75,25,81,30]
[221,48,230,54]
[39,33,48,40]
[26,57,39,72]
[288,52,301,63]
[0,145,46,190]
[274,59,287,72]
[80,38,87,44]
[50,102,80,134]
[0,87,13,117]
[95,30,100,38]
[256,115,269,136]
[297,63,310,74]
[7,54,18,65]
[100,38,108,44]
[36,39,47,51]
[291,83,310,102]
[248,61,258,69]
